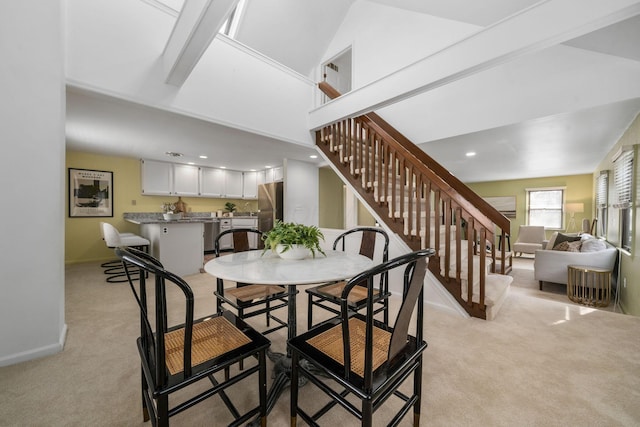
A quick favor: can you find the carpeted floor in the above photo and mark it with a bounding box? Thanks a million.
[1,257,639,426]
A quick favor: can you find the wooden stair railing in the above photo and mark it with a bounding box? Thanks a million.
[316,81,511,320]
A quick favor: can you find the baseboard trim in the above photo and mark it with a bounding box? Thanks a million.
[0,324,67,367]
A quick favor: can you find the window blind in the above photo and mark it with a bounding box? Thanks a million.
[613,150,633,208]
[596,171,608,207]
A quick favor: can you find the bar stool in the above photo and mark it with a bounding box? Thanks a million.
[99,222,135,275]
[100,222,150,283]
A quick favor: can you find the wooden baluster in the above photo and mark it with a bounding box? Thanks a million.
[433,190,441,266]
[443,200,452,281]
[465,218,475,306]
[478,227,486,308]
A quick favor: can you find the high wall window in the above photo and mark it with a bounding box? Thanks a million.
[219,0,246,38]
[595,171,608,237]
[613,149,634,252]
[526,188,565,229]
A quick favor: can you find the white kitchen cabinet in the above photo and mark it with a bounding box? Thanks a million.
[242,171,258,199]
[140,222,204,276]
[199,167,226,197]
[264,166,284,183]
[225,170,243,198]
[200,167,243,198]
[141,159,173,195]
[173,163,199,196]
[143,160,246,199]
[272,166,284,182]
[141,160,198,196]
[256,170,266,186]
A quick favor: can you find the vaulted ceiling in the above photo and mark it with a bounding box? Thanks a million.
[66,0,640,182]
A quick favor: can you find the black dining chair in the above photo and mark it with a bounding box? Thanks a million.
[306,227,390,329]
[214,228,289,335]
[116,246,270,427]
[289,248,434,427]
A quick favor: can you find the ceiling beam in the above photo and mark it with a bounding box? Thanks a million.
[308,0,640,130]
[163,0,239,87]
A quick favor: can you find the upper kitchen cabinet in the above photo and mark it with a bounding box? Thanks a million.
[173,163,199,196]
[141,159,199,196]
[225,170,243,198]
[242,171,258,199]
[200,167,243,198]
[141,159,172,195]
[199,167,226,197]
[264,166,284,183]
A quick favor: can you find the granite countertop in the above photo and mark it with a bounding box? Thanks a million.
[123,212,257,225]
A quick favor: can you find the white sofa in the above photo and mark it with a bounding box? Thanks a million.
[534,234,617,289]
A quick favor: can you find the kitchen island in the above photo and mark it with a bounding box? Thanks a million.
[124,213,258,276]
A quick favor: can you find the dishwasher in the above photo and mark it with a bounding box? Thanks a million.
[203,220,220,253]
[218,218,233,251]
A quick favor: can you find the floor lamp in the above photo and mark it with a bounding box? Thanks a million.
[565,203,584,233]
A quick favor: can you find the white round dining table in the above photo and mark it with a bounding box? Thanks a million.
[204,249,375,420]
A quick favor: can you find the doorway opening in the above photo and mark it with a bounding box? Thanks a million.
[321,47,352,104]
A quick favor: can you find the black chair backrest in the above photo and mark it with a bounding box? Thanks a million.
[215,228,264,254]
[116,246,196,386]
[333,227,389,262]
[339,249,434,384]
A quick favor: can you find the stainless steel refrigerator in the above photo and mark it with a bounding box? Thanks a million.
[257,182,283,232]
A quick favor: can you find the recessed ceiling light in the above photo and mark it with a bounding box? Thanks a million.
[465,152,476,157]
[165,151,183,157]
[220,166,226,169]
[187,162,195,165]
[250,169,256,172]
[309,155,318,159]
[265,165,272,169]
[199,155,208,159]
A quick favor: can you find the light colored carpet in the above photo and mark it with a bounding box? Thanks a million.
[1,257,639,426]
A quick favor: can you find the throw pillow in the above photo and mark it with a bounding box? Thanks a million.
[554,233,581,247]
[580,238,607,252]
[553,241,581,252]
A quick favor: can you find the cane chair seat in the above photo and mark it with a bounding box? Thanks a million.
[306,227,389,329]
[290,249,434,427]
[214,228,289,335]
[116,246,270,427]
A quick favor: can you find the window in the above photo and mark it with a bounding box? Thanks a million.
[526,188,564,229]
[219,0,246,38]
[613,149,634,251]
[595,171,608,237]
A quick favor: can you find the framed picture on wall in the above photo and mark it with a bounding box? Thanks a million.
[68,168,113,217]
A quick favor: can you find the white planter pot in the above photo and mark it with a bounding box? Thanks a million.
[276,244,310,260]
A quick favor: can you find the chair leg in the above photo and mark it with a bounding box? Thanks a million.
[141,370,150,422]
[413,356,423,427]
[290,350,300,427]
[259,349,268,427]
[266,300,271,327]
[362,398,373,426]
[383,299,389,326]
[156,394,169,427]
[307,293,314,330]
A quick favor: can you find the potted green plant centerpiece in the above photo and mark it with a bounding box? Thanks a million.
[262,220,325,259]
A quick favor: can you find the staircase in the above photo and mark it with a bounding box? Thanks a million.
[316,81,513,320]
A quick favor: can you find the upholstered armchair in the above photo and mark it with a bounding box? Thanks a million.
[513,225,546,257]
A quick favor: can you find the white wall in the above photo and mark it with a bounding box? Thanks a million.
[319,1,477,88]
[66,0,315,145]
[0,0,66,366]
[283,159,319,226]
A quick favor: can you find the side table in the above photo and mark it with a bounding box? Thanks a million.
[567,265,612,307]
